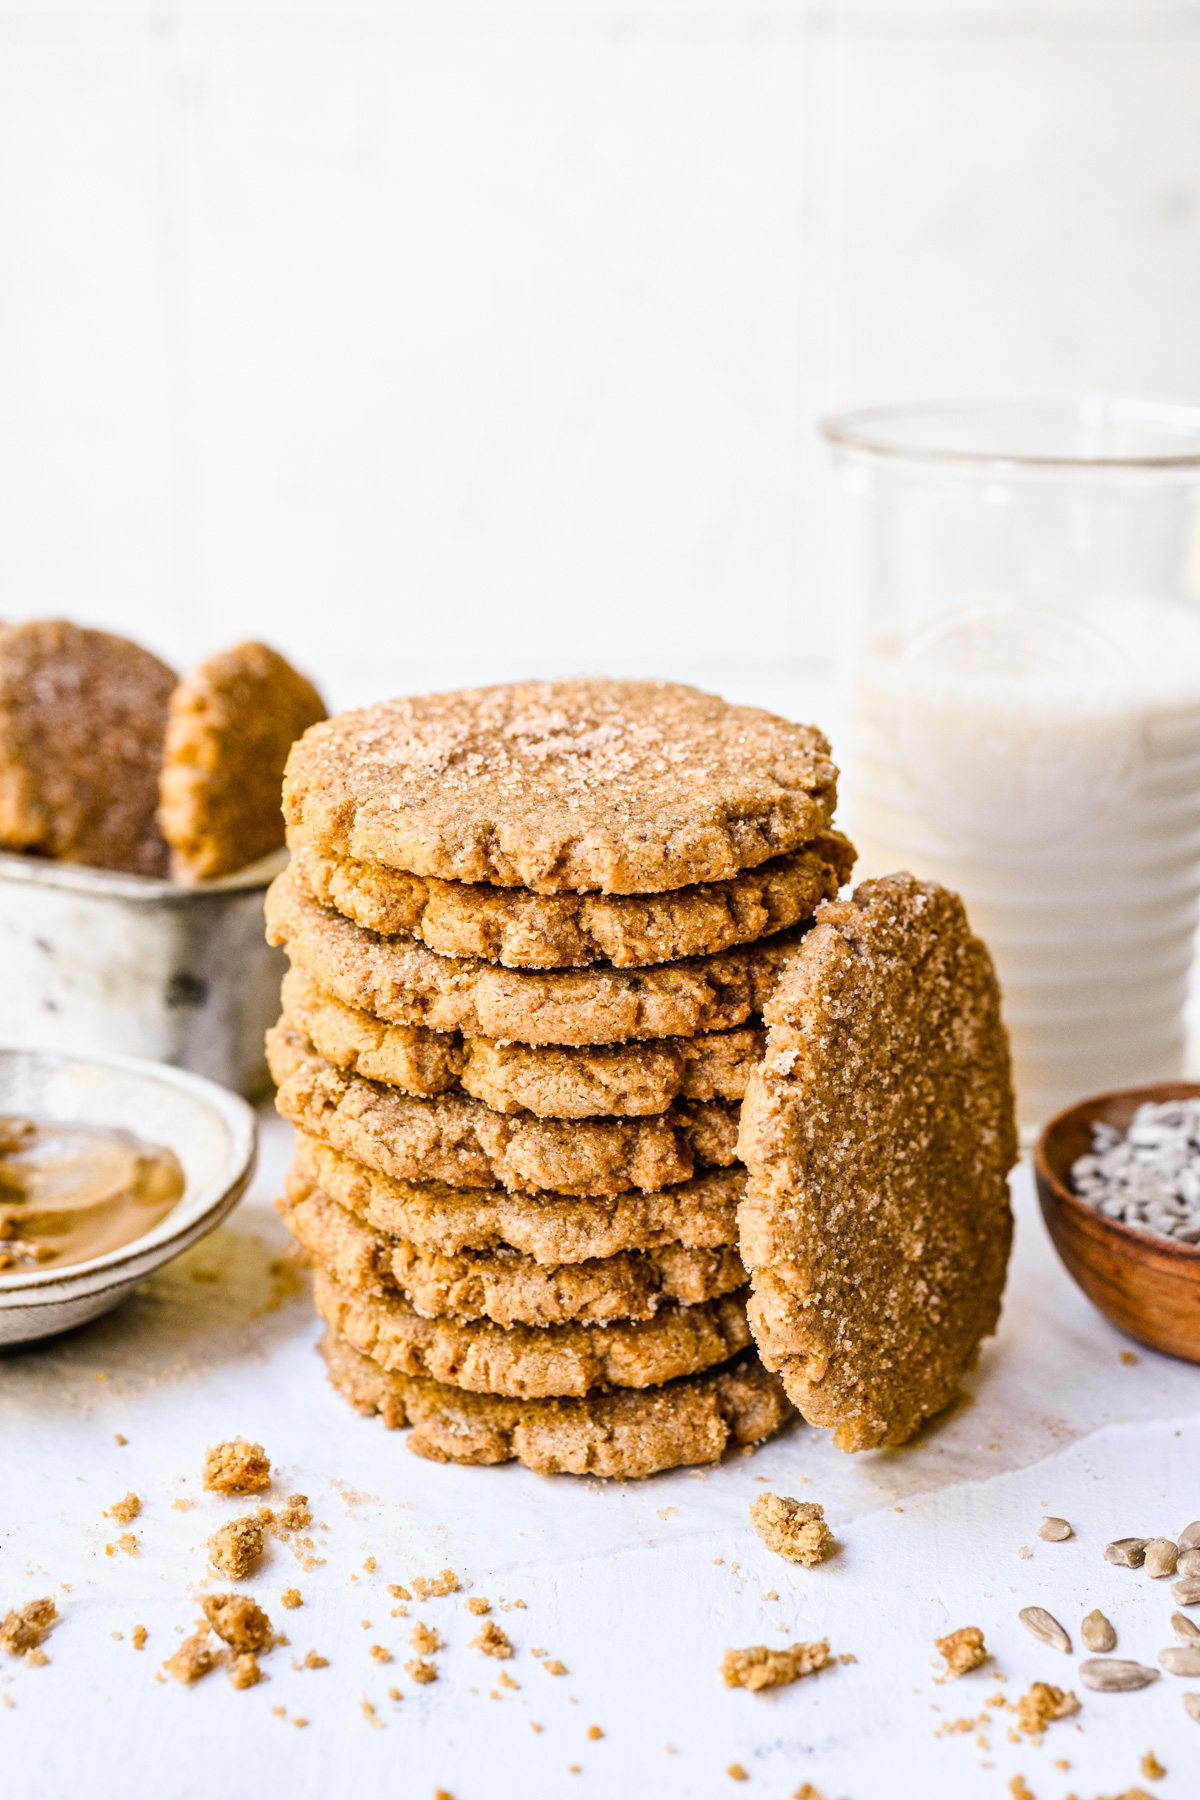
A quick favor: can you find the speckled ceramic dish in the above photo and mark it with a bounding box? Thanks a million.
[0,1046,257,1348]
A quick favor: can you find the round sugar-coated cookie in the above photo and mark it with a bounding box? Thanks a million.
[266,866,802,1045]
[281,965,763,1118]
[267,1024,740,1196]
[736,873,1017,1452]
[279,1174,746,1326]
[283,679,836,895]
[294,1133,744,1266]
[320,1328,793,1476]
[0,619,176,876]
[287,832,854,968]
[160,641,325,880]
[312,1264,752,1399]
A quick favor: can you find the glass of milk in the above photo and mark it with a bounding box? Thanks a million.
[822,397,1200,1127]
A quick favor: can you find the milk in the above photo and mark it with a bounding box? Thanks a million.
[841,596,1200,1124]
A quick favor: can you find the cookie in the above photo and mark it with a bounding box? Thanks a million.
[736,874,1017,1452]
[266,868,803,1046]
[280,1174,747,1325]
[320,1328,793,1476]
[0,619,176,876]
[282,965,763,1117]
[294,1133,743,1264]
[283,679,836,895]
[287,833,854,969]
[313,1265,752,1398]
[268,1026,740,1195]
[160,641,326,881]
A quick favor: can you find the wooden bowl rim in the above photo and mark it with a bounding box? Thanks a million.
[1035,1080,1200,1264]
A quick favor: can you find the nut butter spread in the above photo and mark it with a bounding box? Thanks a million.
[0,1118,184,1272]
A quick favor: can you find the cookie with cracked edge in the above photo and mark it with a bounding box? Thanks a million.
[293,1133,744,1265]
[159,640,326,881]
[269,1025,740,1197]
[320,1327,794,1476]
[279,1173,747,1326]
[312,1264,752,1399]
[281,964,764,1117]
[286,832,854,968]
[0,619,176,876]
[266,867,804,1046]
[282,678,837,895]
[736,873,1017,1452]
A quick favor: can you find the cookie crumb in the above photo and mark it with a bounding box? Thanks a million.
[412,1570,460,1600]
[296,1649,328,1670]
[749,1493,834,1566]
[410,1623,442,1656]
[362,1557,376,1574]
[1017,1545,1032,1560]
[498,1671,519,1691]
[114,1434,127,1446]
[202,1593,272,1653]
[106,1534,139,1557]
[1142,1751,1167,1780]
[727,1766,748,1783]
[838,1652,858,1666]
[132,1625,147,1650]
[1121,1350,1138,1365]
[471,1621,513,1660]
[281,1588,301,1610]
[387,1687,400,1702]
[388,1584,412,1602]
[721,1640,830,1691]
[272,1494,311,1534]
[208,1514,267,1579]
[163,1629,216,1685]
[407,1658,438,1685]
[0,1598,57,1657]
[543,1659,568,1676]
[361,1698,383,1728]
[105,1492,140,1523]
[293,1716,308,1728]
[467,1598,491,1616]
[1015,1682,1080,1735]
[1008,1780,1034,1800]
[228,1652,262,1690]
[202,1438,271,1494]
[369,1645,391,1664]
[936,1626,988,1679]
[587,1725,603,1740]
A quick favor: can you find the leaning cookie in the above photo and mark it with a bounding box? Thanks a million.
[736,873,1017,1452]
[0,620,176,876]
[320,1328,793,1476]
[159,641,325,881]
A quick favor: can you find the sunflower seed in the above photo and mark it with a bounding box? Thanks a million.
[1079,1658,1160,1691]
[1178,1548,1200,1579]
[1019,1606,1071,1653]
[1178,1521,1200,1552]
[1185,1692,1200,1723]
[1160,1646,1200,1676]
[1173,1578,1200,1606]
[1145,1537,1180,1579]
[1105,1537,1149,1568]
[1037,1517,1073,1543]
[1081,1609,1117,1652]
[1173,1612,1200,1646]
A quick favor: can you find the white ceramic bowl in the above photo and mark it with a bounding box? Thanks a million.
[0,1046,257,1347]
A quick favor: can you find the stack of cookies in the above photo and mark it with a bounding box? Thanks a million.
[267,679,855,1478]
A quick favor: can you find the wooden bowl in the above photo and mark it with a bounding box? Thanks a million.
[1035,1080,1200,1362]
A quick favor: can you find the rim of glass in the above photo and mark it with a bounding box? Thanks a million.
[820,397,1200,469]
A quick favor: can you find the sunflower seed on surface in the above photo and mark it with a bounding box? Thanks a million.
[1037,1517,1073,1543]
[1019,1606,1072,1653]
[1159,1646,1200,1676]
[1081,1609,1117,1653]
[1185,1692,1200,1724]
[1105,1537,1149,1568]
[1079,1658,1160,1692]
[1145,1537,1180,1579]
[1178,1521,1200,1553]
[1172,1577,1200,1606]
[1173,1612,1200,1646]
[1177,1548,1200,1579]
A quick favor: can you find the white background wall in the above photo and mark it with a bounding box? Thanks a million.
[3,0,1200,716]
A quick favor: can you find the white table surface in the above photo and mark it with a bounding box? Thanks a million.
[4,1105,1199,1800]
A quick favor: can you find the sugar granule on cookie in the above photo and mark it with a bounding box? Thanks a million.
[201,1593,273,1653]
[737,873,1016,1451]
[936,1626,988,1678]
[0,620,175,876]
[282,679,836,895]
[749,1493,834,1565]
[160,640,326,881]
[203,1438,271,1494]
[721,1639,830,1691]
[208,1514,268,1579]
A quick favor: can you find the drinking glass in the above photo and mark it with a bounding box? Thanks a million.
[822,397,1200,1126]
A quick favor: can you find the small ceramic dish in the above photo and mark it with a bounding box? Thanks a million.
[1035,1080,1200,1363]
[0,1046,257,1348]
